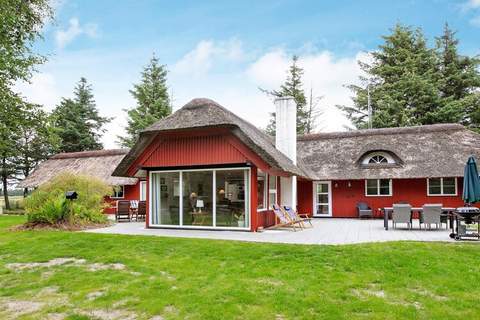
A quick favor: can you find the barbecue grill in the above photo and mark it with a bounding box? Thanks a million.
[449,207,480,240]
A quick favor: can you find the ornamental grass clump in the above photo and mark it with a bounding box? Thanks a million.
[25,173,110,228]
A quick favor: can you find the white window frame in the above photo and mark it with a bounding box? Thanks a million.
[148,167,251,231]
[427,177,458,196]
[361,152,396,165]
[365,179,392,197]
[139,181,147,201]
[111,185,125,199]
[268,175,277,209]
[312,181,332,217]
[257,170,268,211]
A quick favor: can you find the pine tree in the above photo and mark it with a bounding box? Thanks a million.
[52,78,111,152]
[118,55,171,147]
[435,23,480,131]
[340,23,480,131]
[339,24,440,128]
[262,55,309,135]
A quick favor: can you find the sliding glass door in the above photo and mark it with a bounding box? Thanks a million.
[150,172,180,225]
[149,168,250,229]
[182,171,213,226]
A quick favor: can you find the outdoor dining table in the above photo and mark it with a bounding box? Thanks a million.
[382,207,456,230]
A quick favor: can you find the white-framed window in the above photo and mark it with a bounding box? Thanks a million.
[268,175,277,208]
[112,185,125,198]
[257,170,267,210]
[365,179,392,196]
[361,152,396,165]
[140,181,147,201]
[427,177,457,196]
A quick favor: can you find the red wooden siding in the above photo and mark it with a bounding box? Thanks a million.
[104,183,141,214]
[331,178,470,218]
[142,135,248,167]
[297,179,313,216]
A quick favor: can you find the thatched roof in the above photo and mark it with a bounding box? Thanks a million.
[19,149,138,188]
[298,124,480,180]
[113,98,310,178]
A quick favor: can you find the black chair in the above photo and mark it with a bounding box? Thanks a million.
[137,201,146,222]
[116,200,131,222]
[357,202,373,218]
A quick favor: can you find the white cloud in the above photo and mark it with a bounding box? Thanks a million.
[172,38,244,76]
[464,0,480,10]
[246,49,370,131]
[246,49,290,88]
[470,15,480,27]
[13,73,62,110]
[15,41,367,149]
[55,18,99,49]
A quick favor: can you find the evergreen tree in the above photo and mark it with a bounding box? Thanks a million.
[340,23,480,131]
[435,23,480,131]
[52,78,111,152]
[339,24,440,129]
[118,55,171,147]
[262,55,309,135]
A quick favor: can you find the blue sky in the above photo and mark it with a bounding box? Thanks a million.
[16,0,480,148]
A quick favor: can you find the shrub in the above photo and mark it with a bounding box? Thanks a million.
[25,173,111,226]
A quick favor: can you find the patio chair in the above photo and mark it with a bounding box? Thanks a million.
[420,204,443,230]
[137,201,146,222]
[392,204,412,229]
[283,206,313,228]
[356,202,373,218]
[116,200,131,222]
[130,200,139,220]
[270,204,302,231]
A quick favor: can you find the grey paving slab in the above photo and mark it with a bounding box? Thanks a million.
[84,218,464,245]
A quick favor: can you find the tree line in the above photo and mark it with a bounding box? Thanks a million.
[1,2,479,209]
[339,24,480,130]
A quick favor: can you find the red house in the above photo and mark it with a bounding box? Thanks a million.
[22,98,480,231]
[111,98,480,231]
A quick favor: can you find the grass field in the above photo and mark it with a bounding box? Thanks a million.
[0,215,480,319]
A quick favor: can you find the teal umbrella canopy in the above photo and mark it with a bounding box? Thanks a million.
[462,156,480,204]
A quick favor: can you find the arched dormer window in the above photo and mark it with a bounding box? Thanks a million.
[360,151,397,166]
[368,155,388,164]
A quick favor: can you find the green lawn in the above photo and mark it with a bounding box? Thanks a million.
[0,215,479,320]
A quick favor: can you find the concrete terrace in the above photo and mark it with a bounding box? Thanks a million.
[85,219,457,245]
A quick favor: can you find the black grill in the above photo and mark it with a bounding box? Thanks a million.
[450,207,480,240]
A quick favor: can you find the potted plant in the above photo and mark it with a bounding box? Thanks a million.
[234,212,245,227]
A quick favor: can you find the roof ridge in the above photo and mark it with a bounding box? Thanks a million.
[298,123,465,141]
[51,149,129,159]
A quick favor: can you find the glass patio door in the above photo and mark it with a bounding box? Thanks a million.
[314,181,332,217]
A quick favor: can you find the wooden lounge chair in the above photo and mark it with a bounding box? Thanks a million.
[283,206,313,228]
[137,201,146,222]
[270,204,303,231]
[116,200,131,222]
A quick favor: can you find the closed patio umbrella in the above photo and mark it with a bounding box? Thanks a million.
[462,156,480,205]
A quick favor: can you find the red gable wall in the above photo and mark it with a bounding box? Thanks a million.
[131,129,270,172]
[143,135,248,167]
